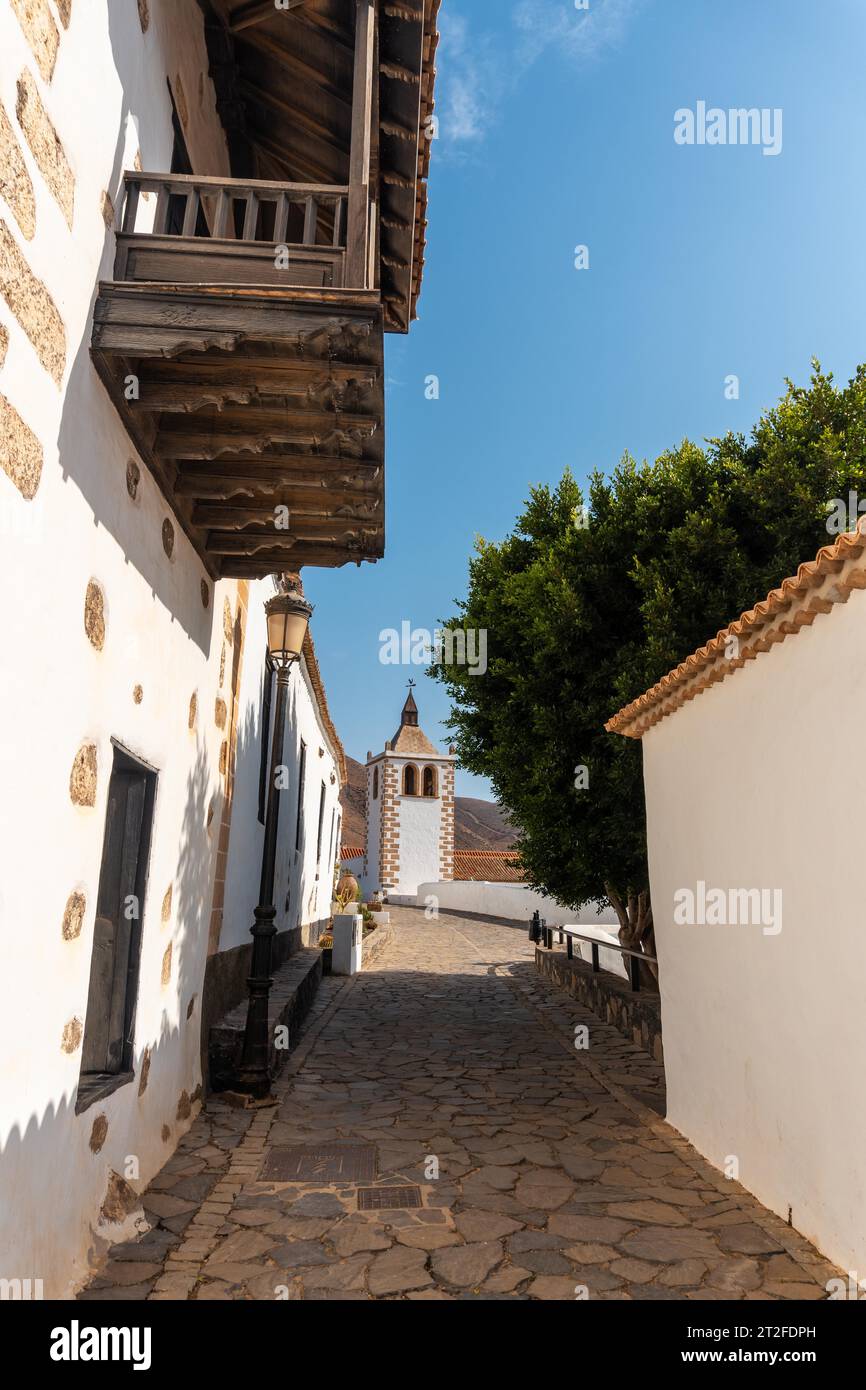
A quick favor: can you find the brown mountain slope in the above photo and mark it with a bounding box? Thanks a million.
[452,797,517,850]
[339,755,516,851]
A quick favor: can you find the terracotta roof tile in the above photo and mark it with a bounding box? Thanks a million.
[607,519,866,740]
[411,0,440,324]
[453,850,524,883]
[340,845,364,861]
[302,629,346,784]
[391,723,440,756]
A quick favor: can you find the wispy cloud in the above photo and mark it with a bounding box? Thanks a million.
[513,0,646,68]
[437,9,508,147]
[436,0,646,156]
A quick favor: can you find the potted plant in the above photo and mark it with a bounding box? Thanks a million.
[333,870,360,915]
[319,932,333,974]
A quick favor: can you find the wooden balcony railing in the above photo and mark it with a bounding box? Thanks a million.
[115,171,355,290]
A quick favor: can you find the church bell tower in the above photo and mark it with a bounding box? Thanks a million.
[363,684,455,903]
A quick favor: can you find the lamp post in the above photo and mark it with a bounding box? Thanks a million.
[235,577,313,1098]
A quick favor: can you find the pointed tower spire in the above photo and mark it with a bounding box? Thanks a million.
[400,678,419,727]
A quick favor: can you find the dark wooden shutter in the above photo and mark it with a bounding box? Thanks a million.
[82,766,147,1076]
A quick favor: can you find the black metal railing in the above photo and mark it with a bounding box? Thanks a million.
[531,910,658,992]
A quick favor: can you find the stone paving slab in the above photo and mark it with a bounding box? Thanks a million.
[79,908,842,1302]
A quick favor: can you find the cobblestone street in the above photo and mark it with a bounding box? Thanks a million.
[79,909,840,1301]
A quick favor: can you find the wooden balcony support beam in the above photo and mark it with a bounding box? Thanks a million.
[142,357,379,389]
[192,500,383,528]
[174,455,380,494]
[219,549,378,576]
[205,528,380,555]
[90,275,385,577]
[180,478,381,506]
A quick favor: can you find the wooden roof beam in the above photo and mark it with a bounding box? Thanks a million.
[249,129,337,189]
[229,0,310,32]
[241,30,352,111]
[237,78,346,161]
[380,60,421,85]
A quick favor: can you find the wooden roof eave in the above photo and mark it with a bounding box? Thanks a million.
[204,0,438,330]
[378,0,427,331]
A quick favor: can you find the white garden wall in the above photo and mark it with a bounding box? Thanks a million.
[641,584,866,1274]
[415,879,622,966]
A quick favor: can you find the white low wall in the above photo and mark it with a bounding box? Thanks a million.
[414,879,624,975]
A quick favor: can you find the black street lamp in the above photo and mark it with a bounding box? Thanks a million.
[235,576,313,1098]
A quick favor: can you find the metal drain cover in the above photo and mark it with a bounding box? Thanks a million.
[260,1143,377,1183]
[357,1186,422,1211]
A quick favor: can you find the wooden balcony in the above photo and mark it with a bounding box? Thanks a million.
[115,172,352,289]
[91,172,384,578]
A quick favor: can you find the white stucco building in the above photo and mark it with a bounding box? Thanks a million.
[362,688,455,902]
[0,0,356,1299]
[607,520,866,1274]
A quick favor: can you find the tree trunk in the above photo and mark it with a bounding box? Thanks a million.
[605,884,658,989]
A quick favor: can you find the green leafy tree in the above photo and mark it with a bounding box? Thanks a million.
[432,363,866,966]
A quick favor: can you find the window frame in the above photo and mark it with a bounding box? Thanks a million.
[315,780,327,869]
[76,742,157,1114]
[295,740,307,851]
[257,651,275,826]
[402,763,418,796]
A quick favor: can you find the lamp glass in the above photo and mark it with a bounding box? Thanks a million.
[265,594,312,666]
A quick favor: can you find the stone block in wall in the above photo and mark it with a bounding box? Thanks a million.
[0,392,43,498]
[0,220,65,384]
[10,0,59,83]
[15,69,74,227]
[0,103,36,239]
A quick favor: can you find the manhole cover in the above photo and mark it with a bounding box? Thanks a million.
[260,1144,377,1183]
[357,1186,422,1211]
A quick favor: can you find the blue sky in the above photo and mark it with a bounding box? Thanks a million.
[305,0,866,798]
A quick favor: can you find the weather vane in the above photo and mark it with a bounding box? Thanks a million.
[407,678,416,690]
